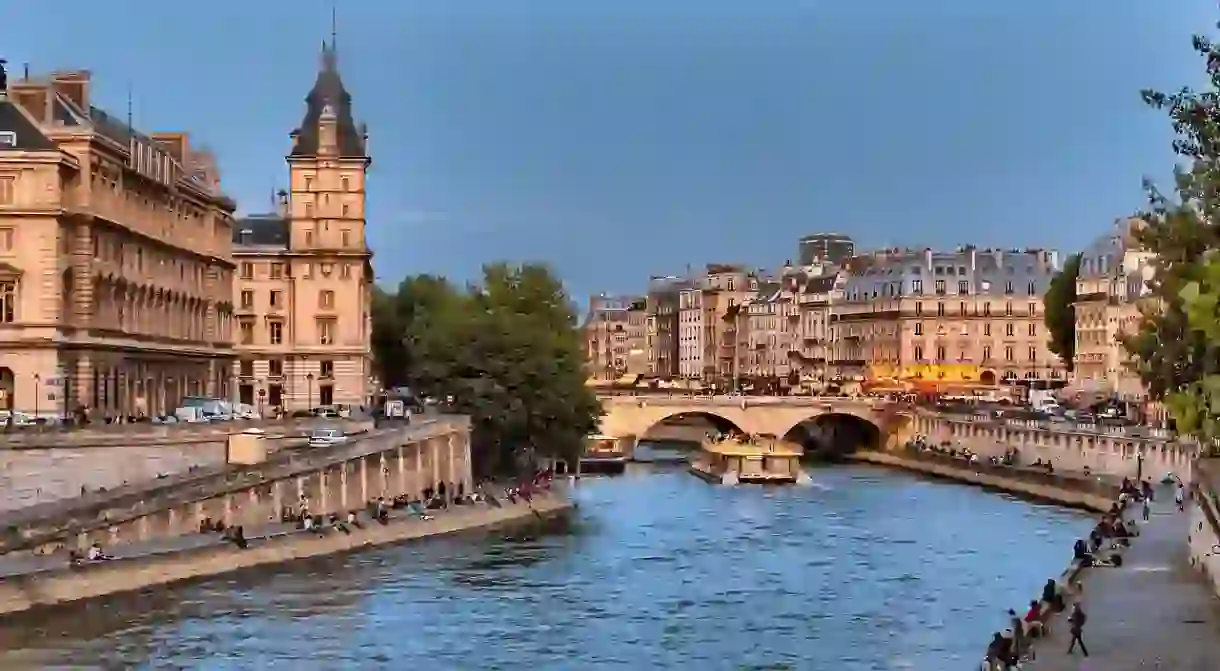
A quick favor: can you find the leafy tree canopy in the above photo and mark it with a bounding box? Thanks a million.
[371,263,602,475]
[1124,25,1220,443]
[1043,252,1082,371]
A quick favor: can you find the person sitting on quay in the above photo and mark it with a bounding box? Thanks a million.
[329,513,351,535]
[1042,578,1065,612]
[1023,599,1046,638]
[1006,609,1026,659]
[1074,538,1095,567]
[86,542,113,561]
[346,510,362,529]
[222,525,248,549]
[984,630,1015,670]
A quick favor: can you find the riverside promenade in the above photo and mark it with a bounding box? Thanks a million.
[1022,494,1220,671]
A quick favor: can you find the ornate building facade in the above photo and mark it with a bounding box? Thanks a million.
[0,67,235,419]
[231,43,374,412]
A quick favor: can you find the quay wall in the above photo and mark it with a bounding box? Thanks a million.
[848,451,1116,512]
[0,420,471,563]
[0,494,572,617]
[910,410,1197,484]
[1188,459,1220,598]
[0,419,374,512]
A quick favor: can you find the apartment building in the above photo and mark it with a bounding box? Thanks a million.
[1072,218,1154,401]
[584,294,647,382]
[831,247,1065,385]
[677,264,755,380]
[0,68,235,418]
[644,276,688,377]
[232,41,374,411]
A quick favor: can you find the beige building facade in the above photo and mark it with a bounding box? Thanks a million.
[677,264,755,380]
[583,294,647,382]
[831,247,1065,385]
[231,43,373,412]
[0,68,235,420]
[1071,218,1154,401]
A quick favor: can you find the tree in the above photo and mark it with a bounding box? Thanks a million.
[1043,252,1082,370]
[371,263,602,475]
[1122,24,1220,443]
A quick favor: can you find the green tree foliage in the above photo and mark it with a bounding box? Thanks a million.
[1043,252,1082,370]
[371,263,602,474]
[1123,25,1220,442]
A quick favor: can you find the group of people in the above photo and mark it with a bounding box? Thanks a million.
[904,436,1022,468]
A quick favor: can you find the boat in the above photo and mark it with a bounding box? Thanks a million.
[580,434,633,475]
[688,434,812,485]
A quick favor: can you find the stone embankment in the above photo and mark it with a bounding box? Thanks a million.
[0,418,374,512]
[0,491,571,617]
[847,450,1117,512]
[1188,459,1220,597]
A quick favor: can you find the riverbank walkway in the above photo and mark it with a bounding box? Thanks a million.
[1023,491,1220,670]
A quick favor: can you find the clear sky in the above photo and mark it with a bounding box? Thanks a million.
[1,0,1214,300]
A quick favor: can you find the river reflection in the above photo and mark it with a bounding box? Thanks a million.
[0,464,1092,670]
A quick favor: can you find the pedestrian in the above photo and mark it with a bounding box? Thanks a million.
[1066,603,1088,657]
[1175,484,1186,512]
[1142,497,1151,521]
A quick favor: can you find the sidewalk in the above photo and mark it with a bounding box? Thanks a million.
[1022,494,1220,670]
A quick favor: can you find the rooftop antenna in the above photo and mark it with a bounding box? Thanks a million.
[330,0,338,51]
[125,82,133,130]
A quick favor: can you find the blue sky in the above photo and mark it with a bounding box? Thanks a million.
[2,0,1214,300]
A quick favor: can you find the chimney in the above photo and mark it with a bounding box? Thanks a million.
[276,189,289,218]
[49,70,90,111]
[8,80,51,124]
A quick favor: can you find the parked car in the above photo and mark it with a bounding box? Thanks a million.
[308,427,348,448]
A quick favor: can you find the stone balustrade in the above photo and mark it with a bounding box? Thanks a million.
[0,418,376,512]
[0,417,472,563]
[0,417,363,449]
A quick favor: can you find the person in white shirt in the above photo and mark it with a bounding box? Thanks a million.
[1175,484,1186,512]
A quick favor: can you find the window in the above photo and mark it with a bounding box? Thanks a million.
[959,301,966,315]
[317,318,336,345]
[1028,323,1036,337]
[1005,323,1014,337]
[0,177,14,206]
[935,280,946,294]
[239,360,254,377]
[936,302,944,317]
[342,204,350,217]
[320,360,334,378]
[914,345,924,361]
[915,302,923,316]
[305,176,314,191]
[1005,346,1014,361]
[958,280,968,295]
[936,346,945,361]
[342,177,350,191]
[0,132,15,149]
[1029,303,1037,317]
[269,320,283,345]
[240,290,254,309]
[914,322,923,335]
[341,264,351,279]
[1005,281,1014,295]
[269,358,283,377]
[305,231,313,245]
[239,319,254,344]
[912,280,923,294]
[319,290,335,309]
[270,290,283,308]
[0,281,15,323]
[305,263,315,279]
[305,203,314,217]
[240,262,253,279]
[1028,346,1037,361]
[984,323,991,336]
[0,227,12,251]
[270,263,283,280]
[727,279,735,291]
[341,230,350,247]
[983,345,991,361]
[983,302,991,316]
[1027,281,1037,296]
[1005,301,1012,316]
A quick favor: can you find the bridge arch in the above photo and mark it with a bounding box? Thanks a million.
[782,412,882,457]
[638,411,746,441]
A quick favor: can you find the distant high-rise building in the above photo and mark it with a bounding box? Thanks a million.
[798,233,855,266]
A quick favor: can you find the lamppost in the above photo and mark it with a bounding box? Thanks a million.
[33,373,40,424]
[306,372,315,413]
[1137,448,1144,482]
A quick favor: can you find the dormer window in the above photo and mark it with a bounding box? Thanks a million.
[0,132,15,148]
[239,229,253,245]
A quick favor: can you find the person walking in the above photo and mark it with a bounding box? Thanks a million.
[1176,484,1186,513]
[1143,497,1152,521]
[1066,603,1088,657]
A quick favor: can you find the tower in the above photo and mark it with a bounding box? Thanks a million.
[283,37,373,408]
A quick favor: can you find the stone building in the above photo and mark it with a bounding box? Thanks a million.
[231,42,373,412]
[831,247,1065,386]
[583,294,647,382]
[644,276,688,377]
[0,67,236,419]
[677,264,755,380]
[1071,218,1154,401]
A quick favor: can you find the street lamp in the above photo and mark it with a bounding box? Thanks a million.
[33,373,40,424]
[306,372,315,413]
[1137,448,1144,482]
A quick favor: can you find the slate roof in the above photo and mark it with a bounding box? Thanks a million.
[233,215,290,247]
[802,275,837,294]
[291,43,366,158]
[0,98,56,151]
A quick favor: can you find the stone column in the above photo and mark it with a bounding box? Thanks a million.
[360,455,369,502]
[378,453,388,499]
[272,481,283,520]
[397,445,406,495]
[340,460,349,509]
[206,359,218,397]
[415,443,424,496]
[431,437,440,490]
[73,353,94,414]
[319,469,329,514]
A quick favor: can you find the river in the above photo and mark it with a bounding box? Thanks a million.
[0,463,1092,670]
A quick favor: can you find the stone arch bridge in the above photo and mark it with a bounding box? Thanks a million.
[597,395,913,453]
